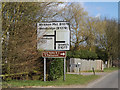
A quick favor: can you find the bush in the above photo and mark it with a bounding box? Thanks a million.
[87,51,98,59]
[95,47,108,61]
[67,50,98,59]
[32,75,40,80]
[48,58,63,81]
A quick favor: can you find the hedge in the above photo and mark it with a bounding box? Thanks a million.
[67,50,98,59]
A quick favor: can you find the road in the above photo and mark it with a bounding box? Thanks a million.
[86,70,119,88]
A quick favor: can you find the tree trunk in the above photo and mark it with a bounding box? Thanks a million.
[74,43,79,51]
[108,59,110,68]
[107,56,112,68]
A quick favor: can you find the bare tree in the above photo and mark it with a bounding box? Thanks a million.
[2,2,62,74]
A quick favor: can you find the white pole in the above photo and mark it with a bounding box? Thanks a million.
[64,58,66,81]
[70,58,72,72]
[44,58,46,81]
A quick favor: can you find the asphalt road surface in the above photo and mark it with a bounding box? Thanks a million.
[87,70,119,88]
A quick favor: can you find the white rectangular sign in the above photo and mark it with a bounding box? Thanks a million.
[37,21,70,51]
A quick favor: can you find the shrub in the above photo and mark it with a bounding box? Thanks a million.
[67,50,98,59]
[95,47,108,61]
[48,58,63,81]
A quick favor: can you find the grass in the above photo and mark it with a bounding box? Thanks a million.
[104,67,119,72]
[81,67,119,73]
[2,74,100,88]
[81,70,103,72]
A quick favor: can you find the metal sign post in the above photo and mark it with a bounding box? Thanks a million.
[44,58,46,81]
[64,58,66,81]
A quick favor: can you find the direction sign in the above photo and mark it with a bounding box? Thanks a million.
[42,51,66,58]
[37,21,70,51]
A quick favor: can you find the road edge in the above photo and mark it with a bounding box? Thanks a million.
[86,70,118,88]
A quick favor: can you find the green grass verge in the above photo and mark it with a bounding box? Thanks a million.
[81,70,103,72]
[2,74,100,88]
[104,67,119,72]
[82,67,119,72]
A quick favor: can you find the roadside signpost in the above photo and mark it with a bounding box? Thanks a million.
[37,21,70,81]
[42,51,66,81]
